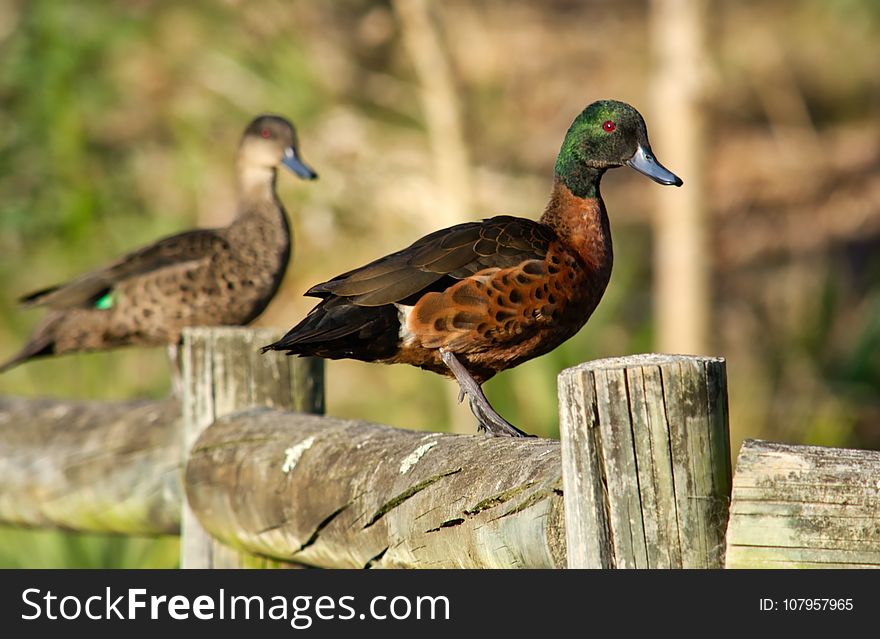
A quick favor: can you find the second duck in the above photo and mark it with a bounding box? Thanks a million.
[1,115,317,382]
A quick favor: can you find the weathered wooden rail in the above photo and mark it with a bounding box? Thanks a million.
[187,412,565,568]
[1,327,878,568]
[0,396,180,534]
[725,440,880,568]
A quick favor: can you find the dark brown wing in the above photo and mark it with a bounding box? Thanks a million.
[263,215,557,359]
[307,216,556,307]
[20,229,229,309]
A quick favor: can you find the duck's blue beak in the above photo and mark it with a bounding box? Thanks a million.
[626,144,682,187]
[282,147,318,180]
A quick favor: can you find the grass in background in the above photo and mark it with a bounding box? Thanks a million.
[0,526,178,569]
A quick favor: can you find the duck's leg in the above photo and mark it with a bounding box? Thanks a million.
[439,349,530,438]
[167,342,183,398]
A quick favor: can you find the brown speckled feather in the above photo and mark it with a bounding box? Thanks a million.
[19,229,229,310]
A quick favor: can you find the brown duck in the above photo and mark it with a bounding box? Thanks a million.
[263,100,681,436]
[0,115,317,382]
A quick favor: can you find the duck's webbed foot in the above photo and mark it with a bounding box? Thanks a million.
[439,349,530,438]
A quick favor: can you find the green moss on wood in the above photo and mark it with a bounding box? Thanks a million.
[464,481,536,515]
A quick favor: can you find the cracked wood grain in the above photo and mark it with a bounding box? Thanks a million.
[295,503,351,554]
[364,468,463,528]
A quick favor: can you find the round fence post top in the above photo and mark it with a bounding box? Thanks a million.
[561,353,726,376]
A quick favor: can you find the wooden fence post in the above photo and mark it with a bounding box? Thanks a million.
[180,327,324,568]
[558,354,731,568]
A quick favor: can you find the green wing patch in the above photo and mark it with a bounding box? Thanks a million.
[94,292,114,310]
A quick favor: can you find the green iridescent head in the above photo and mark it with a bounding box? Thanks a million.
[554,100,682,198]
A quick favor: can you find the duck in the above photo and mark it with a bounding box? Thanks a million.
[0,114,317,389]
[263,100,681,437]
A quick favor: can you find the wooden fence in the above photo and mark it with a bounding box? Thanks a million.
[0,327,877,568]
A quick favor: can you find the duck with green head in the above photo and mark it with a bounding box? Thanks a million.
[0,114,317,387]
[264,100,681,436]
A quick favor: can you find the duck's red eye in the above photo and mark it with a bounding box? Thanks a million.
[602,120,616,132]
[260,128,271,139]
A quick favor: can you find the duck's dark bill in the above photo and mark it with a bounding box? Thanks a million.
[282,149,318,180]
[626,144,683,187]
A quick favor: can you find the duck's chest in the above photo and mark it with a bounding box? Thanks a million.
[543,238,613,327]
[480,239,612,364]
[177,213,292,325]
[524,186,615,324]
[222,212,292,285]
[462,203,614,372]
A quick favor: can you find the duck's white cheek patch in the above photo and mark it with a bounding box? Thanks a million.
[395,304,418,346]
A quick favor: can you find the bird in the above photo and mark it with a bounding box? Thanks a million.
[263,100,681,437]
[0,114,317,391]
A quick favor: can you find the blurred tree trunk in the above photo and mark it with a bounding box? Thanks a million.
[392,0,472,228]
[393,0,474,433]
[649,0,710,354]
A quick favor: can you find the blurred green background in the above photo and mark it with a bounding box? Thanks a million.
[1,0,878,566]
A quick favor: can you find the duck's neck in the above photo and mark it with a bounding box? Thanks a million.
[554,145,606,199]
[231,163,291,255]
[236,164,279,210]
[234,164,289,228]
[539,177,612,274]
